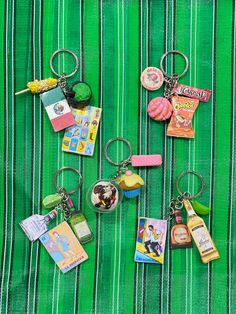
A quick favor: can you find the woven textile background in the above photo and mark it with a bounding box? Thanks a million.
[0,0,235,313]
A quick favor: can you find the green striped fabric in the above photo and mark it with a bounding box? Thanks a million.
[0,0,235,313]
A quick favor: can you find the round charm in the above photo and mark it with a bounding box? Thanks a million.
[140,67,164,91]
[87,180,123,213]
[147,97,173,121]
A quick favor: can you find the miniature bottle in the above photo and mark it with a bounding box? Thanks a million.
[170,210,192,249]
[69,211,93,244]
[20,209,58,242]
[183,199,220,263]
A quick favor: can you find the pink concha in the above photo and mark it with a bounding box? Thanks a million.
[147,97,173,121]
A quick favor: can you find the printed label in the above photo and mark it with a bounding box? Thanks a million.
[173,227,189,243]
[191,225,214,255]
[74,221,91,238]
[20,216,47,241]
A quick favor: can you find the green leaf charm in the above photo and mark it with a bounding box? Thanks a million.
[190,200,211,215]
[43,193,62,208]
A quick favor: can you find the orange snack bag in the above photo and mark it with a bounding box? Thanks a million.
[167,96,199,138]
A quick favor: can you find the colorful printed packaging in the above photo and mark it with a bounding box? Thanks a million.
[167,96,199,138]
[40,221,88,273]
[172,82,211,102]
[62,106,102,156]
[40,87,76,132]
[134,217,167,264]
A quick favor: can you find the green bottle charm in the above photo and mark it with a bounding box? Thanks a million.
[69,211,93,244]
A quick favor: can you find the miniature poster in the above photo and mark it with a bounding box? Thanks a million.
[134,217,167,264]
[40,221,88,273]
[62,106,102,156]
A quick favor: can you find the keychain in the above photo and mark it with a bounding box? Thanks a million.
[142,50,211,138]
[20,166,93,244]
[87,137,162,213]
[15,49,80,132]
[167,170,220,263]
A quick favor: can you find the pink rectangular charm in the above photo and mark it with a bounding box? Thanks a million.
[172,82,211,102]
[131,155,162,167]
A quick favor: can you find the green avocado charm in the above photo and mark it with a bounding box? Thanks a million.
[190,200,211,215]
[65,81,92,108]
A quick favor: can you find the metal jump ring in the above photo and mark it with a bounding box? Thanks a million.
[176,170,204,200]
[160,50,189,79]
[50,49,79,78]
[104,137,133,167]
[53,166,82,195]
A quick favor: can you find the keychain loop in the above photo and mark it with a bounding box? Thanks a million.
[104,137,133,167]
[160,50,189,79]
[54,166,82,195]
[50,49,79,78]
[176,170,204,200]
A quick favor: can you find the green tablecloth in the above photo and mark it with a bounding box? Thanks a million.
[0,0,235,313]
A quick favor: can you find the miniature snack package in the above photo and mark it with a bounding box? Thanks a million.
[172,82,211,103]
[134,217,167,264]
[62,106,102,156]
[167,96,199,138]
[40,221,88,273]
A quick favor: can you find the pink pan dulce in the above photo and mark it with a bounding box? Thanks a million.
[147,97,173,121]
[140,67,164,91]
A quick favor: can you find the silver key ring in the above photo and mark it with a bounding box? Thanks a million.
[50,49,79,78]
[104,137,133,167]
[160,50,189,79]
[54,166,82,195]
[176,170,204,200]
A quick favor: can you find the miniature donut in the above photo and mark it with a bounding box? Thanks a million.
[147,97,173,121]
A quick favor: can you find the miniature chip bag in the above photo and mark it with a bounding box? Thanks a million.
[167,96,199,138]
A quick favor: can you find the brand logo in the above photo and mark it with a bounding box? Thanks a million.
[173,102,194,111]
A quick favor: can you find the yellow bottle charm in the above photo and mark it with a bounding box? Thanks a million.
[183,199,220,263]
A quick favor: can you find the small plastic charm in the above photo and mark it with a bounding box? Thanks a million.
[166,96,199,138]
[170,210,192,249]
[87,180,123,213]
[147,97,173,121]
[70,211,93,244]
[172,82,211,103]
[40,87,76,132]
[20,209,58,242]
[140,67,164,91]
[65,81,92,108]
[117,170,144,198]
[15,78,58,95]
[40,221,88,273]
[62,106,102,156]
[134,217,167,265]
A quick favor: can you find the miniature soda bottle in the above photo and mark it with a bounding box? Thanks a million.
[20,209,58,242]
[183,199,220,263]
[170,209,192,249]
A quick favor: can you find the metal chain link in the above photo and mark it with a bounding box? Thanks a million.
[164,192,188,220]
[58,73,67,89]
[163,77,178,98]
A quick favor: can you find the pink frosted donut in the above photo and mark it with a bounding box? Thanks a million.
[147,97,173,121]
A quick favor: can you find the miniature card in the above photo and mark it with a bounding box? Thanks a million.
[134,217,167,264]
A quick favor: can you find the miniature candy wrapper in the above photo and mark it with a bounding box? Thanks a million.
[134,217,167,265]
[167,96,199,138]
[40,221,88,273]
[40,87,76,132]
[62,106,102,156]
[131,154,162,167]
[172,82,211,102]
